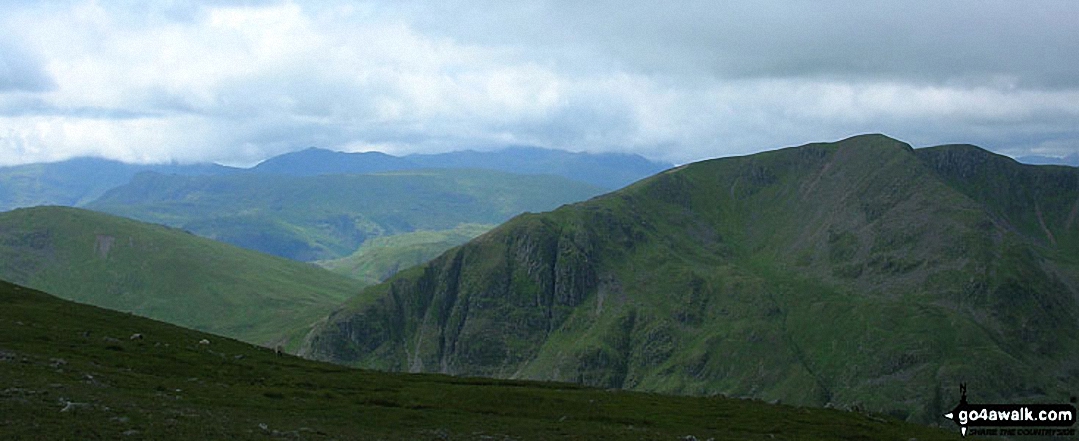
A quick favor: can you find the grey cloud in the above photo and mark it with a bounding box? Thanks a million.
[399,1,1079,89]
[0,43,56,92]
[2,0,1078,166]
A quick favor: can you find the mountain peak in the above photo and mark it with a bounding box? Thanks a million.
[252,148,415,176]
[302,135,1079,424]
[832,133,914,151]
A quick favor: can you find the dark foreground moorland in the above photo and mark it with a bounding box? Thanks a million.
[0,280,957,440]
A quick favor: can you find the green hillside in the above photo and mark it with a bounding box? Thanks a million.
[86,169,603,262]
[0,279,957,439]
[0,207,365,349]
[317,223,494,285]
[301,134,1079,424]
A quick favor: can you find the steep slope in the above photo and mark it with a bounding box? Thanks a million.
[86,169,604,262]
[301,134,1079,424]
[317,223,494,285]
[918,144,1079,252]
[0,157,234,212]
[0,279,955,440]
[0,206,365,349]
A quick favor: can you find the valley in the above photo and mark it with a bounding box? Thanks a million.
[86,169,602,262]
[317,223,495,285]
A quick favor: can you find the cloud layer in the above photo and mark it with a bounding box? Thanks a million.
[1,1,1077,166]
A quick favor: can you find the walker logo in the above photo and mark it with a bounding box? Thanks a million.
[942,383,1077,437]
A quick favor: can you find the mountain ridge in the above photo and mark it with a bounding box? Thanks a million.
[300,134,1079,424]
[253,145,673,190]
[0,145,670,213]
[251,147,416,176]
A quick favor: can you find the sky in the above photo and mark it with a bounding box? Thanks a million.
[1,1,1077,167]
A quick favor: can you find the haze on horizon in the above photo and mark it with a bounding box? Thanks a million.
[1,1,1077,167]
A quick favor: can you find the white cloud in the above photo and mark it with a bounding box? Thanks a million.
[0,0,1077,166]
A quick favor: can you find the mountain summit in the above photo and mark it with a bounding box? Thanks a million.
[252,148,414,176]
[300,134,1079,423]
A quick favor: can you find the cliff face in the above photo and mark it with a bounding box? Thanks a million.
[301,134,1079,423]
[302,207,611,374]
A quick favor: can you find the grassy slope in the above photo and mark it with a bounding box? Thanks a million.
[0,206,365,350]
[317,223,494,285]
[0,279,958,440]
[86,169,604,262]
[302,135,1079,424]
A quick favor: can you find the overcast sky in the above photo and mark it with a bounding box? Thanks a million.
[1,1,1077,166]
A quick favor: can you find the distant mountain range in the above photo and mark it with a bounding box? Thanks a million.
[86,169,603,262]
[0,146,672,213]
[0,206,365,350]
[1015,153,1079,167]
[0,158,234,212]
[254,146,673,190]
[301,134,1079,424]
[0,146,669,271]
